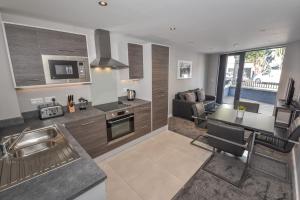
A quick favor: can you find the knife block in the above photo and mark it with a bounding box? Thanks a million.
[67,102,76,113]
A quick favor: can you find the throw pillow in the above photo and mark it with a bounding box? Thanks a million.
[178,92,186,100]
[184,92,196,102]
[196,89,206,101]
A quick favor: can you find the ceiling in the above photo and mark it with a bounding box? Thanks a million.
[1,0,300,53]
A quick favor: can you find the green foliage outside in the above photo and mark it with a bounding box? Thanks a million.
[245,48,285,74]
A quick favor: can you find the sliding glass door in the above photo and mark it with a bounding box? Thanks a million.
[217,47,285,115]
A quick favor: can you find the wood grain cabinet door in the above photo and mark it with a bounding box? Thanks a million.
[4,24,45,86]
[152,44,169,131]
[128,43,143,79]
[37,29,88,57]
[65,115,107,158]
[134,103,151,135]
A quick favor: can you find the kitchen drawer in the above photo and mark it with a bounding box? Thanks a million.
[65,115,107,158]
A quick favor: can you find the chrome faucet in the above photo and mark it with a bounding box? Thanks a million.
[8,127,31,151]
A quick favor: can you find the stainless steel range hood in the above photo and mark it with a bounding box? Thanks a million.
[90,29,128,69]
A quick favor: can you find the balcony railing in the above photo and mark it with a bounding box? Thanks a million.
[231,80,279,90]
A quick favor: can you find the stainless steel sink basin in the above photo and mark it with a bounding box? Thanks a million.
[5,126,61,158]
[0,125,80,192]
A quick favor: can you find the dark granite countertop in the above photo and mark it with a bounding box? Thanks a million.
[118,97,151,108]
[0,107,107,200]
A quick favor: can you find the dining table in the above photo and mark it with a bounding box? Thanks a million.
[208,106,276,135]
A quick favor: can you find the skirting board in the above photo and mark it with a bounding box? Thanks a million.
[292,148,299,200]
[94,125,168,163]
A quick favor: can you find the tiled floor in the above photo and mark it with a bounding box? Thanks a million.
[95,130,211,200]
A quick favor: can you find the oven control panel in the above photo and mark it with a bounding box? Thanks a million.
[106,108,134,120]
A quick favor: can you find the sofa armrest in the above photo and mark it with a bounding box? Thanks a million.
[205,95,216,101]
[172,99,195,121]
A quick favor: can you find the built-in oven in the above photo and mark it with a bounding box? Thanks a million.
[42,55,91,84]
[106,109,135,142]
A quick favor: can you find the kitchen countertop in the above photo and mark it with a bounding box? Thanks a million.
[0,106,106,200]
[118,97,151,108]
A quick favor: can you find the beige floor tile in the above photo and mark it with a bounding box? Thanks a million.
[132,137,174,162]
[154,148,204,182]
[106,150,155,182]
[99,164,143,200]
[127,164,182,200]
[97,130,212,200]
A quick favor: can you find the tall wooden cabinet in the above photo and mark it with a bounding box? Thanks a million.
[152,44,169,130]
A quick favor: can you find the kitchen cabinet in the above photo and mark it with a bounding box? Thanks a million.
[37,29,88,57]
[134,103,151,135]
[152,44,169,130]
[4,23,46,86]
[128,43,143,79]
[65,115,107,158]
[4,23,88,87]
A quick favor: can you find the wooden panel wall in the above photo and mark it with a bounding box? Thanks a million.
[152,44,169,130]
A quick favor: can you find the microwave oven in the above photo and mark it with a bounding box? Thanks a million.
[42,55,91,84]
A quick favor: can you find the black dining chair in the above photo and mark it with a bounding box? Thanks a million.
[191,102,209,128]
[192,120,255,187]
[236,101,260,113]
[255,117,300,153]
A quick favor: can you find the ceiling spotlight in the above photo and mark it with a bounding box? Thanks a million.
[233,43,239,47]
[169,26,176,31]
[99,1,108,6]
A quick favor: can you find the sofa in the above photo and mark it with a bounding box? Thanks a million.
[172,88,216,121]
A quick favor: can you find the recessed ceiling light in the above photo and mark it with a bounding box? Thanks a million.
[233,43,239,47]
[99,1,108,6]
[169,26,176,31]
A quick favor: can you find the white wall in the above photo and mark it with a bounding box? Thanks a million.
[168,45,207,115]
[277,41,300,100]
[0,12,22,120]
[278,40,300,198]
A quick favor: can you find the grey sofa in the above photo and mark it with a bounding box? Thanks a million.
[172,88,216,121]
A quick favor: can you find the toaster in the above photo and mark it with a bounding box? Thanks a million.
[38,102,64,120]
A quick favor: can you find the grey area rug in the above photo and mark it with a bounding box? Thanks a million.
[171,132,293,200]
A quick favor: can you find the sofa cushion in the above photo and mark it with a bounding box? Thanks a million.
[184,92,196,102]
[177,92,186,100]
[196,89,206,101]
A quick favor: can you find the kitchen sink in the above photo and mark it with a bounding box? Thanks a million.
[5,126,61,158]
[0,125,80,192]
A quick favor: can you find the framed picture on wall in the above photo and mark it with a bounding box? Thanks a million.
[177,60,192,79]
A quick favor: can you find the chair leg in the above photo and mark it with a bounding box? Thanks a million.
[250,151,290,182]
[190,134,213,152]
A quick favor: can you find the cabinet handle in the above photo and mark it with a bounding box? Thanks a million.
[81,121,96,126]
[58,50,75,53]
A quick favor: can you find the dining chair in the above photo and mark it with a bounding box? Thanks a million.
[236,101,260,113]
[255,117,300,153]
[191,102,209,128]
[194,120,255,187]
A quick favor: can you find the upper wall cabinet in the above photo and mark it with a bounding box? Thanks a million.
[128,43,143,79]
[4,23,88,87]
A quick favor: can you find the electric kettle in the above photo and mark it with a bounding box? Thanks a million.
[127,89,136,101]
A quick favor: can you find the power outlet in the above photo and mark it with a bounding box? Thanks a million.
[45,96,56,103]
[31,98,43,105]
